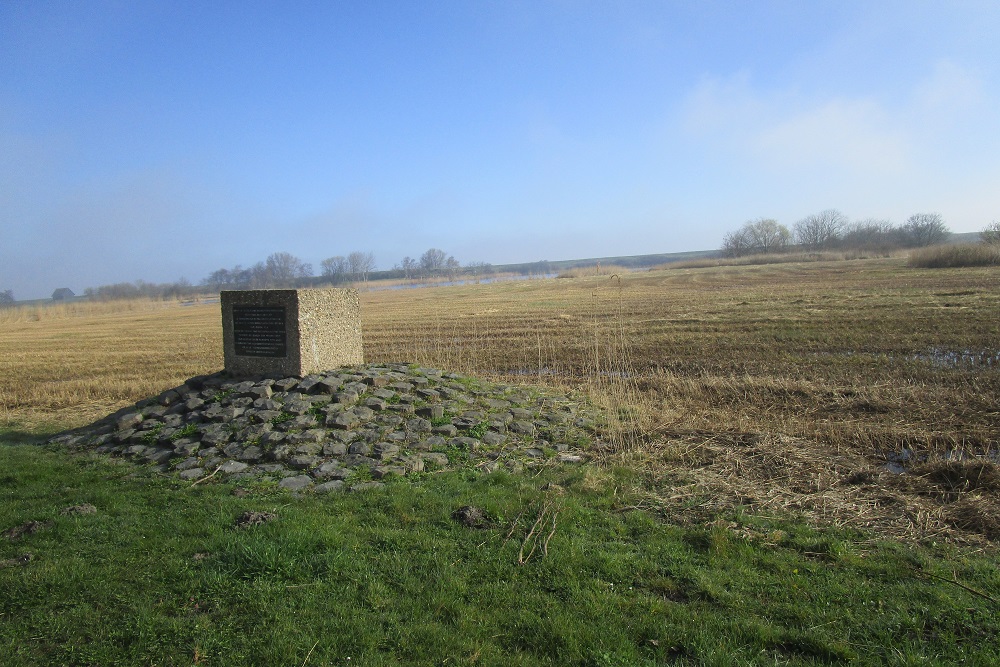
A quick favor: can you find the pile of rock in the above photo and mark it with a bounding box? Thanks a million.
[50,364,597,493]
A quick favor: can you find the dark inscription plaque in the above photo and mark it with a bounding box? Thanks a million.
[232,306,287,357]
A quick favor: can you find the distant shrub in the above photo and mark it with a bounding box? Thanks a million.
[908,244,1000,268]
[981,221,1000,246]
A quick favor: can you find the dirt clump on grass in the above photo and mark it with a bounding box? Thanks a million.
[452,505,493,529]
[234,511,277,529]
[3,520,52,541]
[61,503,98,516]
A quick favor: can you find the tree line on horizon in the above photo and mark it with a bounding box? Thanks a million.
[719,211,999,258]
[6,219,997,305]
[65,248,499,302]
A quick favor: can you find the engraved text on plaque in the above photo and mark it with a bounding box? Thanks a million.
[232,306,287,357]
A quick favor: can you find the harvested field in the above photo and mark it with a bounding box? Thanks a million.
[2,257,999,543]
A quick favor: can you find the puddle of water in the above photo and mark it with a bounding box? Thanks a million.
[881,447,999,474]
[814,349,999,369]
[372,273,557,292]
[910,348,1000,368]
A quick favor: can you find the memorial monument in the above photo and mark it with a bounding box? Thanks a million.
[221,288,363,377]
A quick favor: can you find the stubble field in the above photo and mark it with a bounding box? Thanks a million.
[2,257,999,543]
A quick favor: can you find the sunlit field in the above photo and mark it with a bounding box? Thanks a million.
[4,256,1000,665]
[2,257,999,542]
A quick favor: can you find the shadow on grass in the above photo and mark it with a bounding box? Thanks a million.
[0,429,53,446]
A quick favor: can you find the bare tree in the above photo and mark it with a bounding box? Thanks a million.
[265,252,312,285]
[465,261,493,277]
[903,213,950,247]
[445,255,461,279]
[347,251,376,282]
[320,256,348,283]
[980,221,1000,246]
[841,218,898,250]
[0,289,14,306]
[397,256,418,279]
[721,218,790,257]
[794,209,847,249]
[420,248,447,275]
[721,227,752,258]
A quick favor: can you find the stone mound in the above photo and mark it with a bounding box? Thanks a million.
[49,364,599,493]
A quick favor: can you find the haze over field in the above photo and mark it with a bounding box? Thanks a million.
[2,1,999,299]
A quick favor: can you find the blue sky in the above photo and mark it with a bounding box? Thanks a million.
[2,1,999,299]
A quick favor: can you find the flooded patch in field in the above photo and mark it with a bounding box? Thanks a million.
[814,349,1000,369]
[910,348,1000,368]
[882,447,1000,474]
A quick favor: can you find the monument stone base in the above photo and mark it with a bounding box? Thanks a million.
[221,288,363,378]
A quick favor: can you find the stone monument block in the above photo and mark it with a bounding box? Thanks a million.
[221,289,363,378]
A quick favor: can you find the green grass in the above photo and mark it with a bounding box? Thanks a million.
[2,439,999,666]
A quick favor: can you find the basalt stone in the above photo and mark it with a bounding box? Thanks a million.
[179,468,205,481]
[372,465,406,479]
[406,418,433,433]
[173,439,200,456]
[249,410,282,424]
[294,442,323,456]
[253,398,280,411]
[401,456,425,473]
[432,424,458,437]
[372,443,400,460]
[342,454,377,469]
[284,415,317,430]
[365,398,388,411]
[314,480,346,493]
[420,452,449,467]
[380,414,404,427]
[327,429,356,443]
[353,406,375,421]
[284,400,312,415]
[287,429,325,444]
[323,442,347,456]
[259,431,286,447]
[174,457,202,471]
[449,437,480,450]
[223,443,244,458]
[239,446,264,462]
[313,462,350,479]
[348,442,372,456]
[510,421,536,436]
[331,391,358,405]
[350,482,385,492]
[482,431,506,446]
[220,461,250,474]
[330,412,359,429]
[416,405,444,419]
[146,449,174,464]
[278,475,313,491]
[288,455,319,470]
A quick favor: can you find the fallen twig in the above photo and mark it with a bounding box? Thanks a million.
[917,569,998,605]
[188,464,224,488]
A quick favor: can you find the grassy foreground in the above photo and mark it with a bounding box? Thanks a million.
[2,440,999,666]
